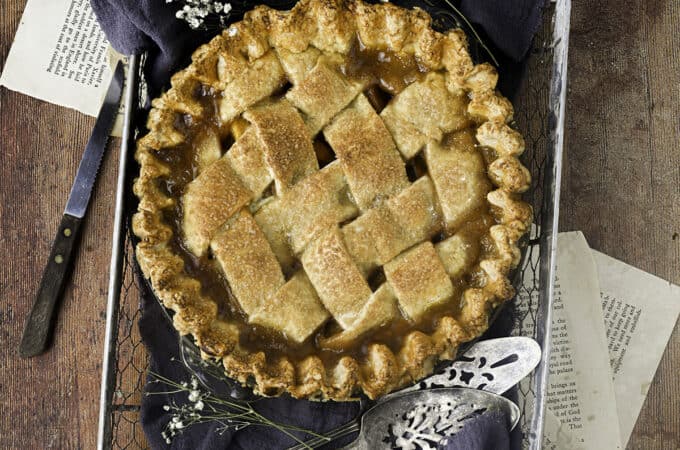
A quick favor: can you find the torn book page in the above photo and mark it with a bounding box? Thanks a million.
[593,249,680,446]
[515,231,622,449]
[0,0,125,136]
[543,408,584,450]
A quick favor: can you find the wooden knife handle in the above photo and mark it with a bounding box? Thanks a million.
[19,214,82,358]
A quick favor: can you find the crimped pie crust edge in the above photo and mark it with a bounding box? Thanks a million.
[132,0,532,401]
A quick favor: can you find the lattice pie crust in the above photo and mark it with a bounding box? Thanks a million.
[133,0,532,400]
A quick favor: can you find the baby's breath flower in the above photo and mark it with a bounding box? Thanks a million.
[168,1,233,30]
[149,372,326,447]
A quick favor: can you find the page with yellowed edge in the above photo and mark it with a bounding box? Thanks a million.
[0,0,125,136]
[543,409,584,450]
[515,231,622,449]
[592,249,680,446]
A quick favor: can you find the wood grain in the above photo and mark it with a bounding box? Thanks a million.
[1,2,117,449]
[562,1,680,449]
[0,0,678,449]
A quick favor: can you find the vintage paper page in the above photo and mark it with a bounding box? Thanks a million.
[543,409,583,450]
[516,231,622,449]
[1,0,112,114]
[593,250,680,446]
[0,0,125,135]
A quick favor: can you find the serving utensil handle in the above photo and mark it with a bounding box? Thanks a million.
[19,213,82,357]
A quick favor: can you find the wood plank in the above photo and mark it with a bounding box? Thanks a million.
[562,1,680,449]
[0,88,118,449]
[1,3,115,448]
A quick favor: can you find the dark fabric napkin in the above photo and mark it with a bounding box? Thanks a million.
[91,0,545,448]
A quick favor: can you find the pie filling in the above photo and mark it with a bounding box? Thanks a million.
[152,36,500,365]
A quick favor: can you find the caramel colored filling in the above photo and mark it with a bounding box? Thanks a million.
[153,40,495,364]
[341,37,428,96]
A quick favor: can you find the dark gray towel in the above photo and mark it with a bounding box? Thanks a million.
[438,411,512,450]
[90,1,545,448]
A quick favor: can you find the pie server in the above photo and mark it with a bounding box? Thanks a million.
[339,388,520,450]
[19,61,125,358]
[285,336,540,449]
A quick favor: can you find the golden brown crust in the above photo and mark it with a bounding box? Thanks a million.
[323,95,409,210]
[384,242,455,321]
[243,100,319,193]
[133,0,531,401]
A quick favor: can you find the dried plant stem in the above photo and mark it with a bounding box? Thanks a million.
[148,372,330,448]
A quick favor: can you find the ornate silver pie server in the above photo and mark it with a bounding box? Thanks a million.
[396,336,541,397]
[344,388,520,450]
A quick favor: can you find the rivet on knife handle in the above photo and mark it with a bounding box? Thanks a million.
[20,214,82,357]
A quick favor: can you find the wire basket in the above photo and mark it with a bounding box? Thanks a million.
[98,1,569,448]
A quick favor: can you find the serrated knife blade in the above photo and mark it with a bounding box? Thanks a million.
[20,61,125,358]
[65,61,125,217]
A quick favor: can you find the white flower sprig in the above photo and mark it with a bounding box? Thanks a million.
[149,372,329,447]
[167,0,233,29]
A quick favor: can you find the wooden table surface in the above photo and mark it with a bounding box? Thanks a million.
[1,1,678,449]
